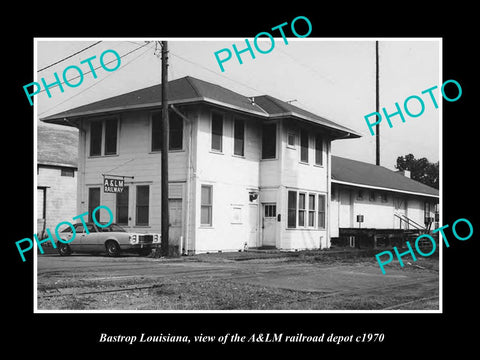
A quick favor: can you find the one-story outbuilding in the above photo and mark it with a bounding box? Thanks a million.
[37,123,78,237]
[330,155,439,245]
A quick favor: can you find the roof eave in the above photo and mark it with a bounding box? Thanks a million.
[41,96,268,124]
[268,112,361,139]
[331,179,439,198]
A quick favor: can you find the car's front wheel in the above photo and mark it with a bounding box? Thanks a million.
[57,243,72,256]
[105,241,121,257]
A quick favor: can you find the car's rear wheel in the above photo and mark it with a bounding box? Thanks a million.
[105,241,120,257]
[57,243,71,256]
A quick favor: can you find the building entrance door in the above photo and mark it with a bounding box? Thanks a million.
[262,203,276,247]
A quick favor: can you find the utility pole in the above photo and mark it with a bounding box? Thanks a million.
[375,40,380,166]
[160,41,169,257]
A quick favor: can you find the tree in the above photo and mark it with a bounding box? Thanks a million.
[395,153,439,189]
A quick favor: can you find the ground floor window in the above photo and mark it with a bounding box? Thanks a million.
[287,189,326,229]
[318,194,326,229]
[136,185,149,226]
[201,185,213,226]
[287,191,297,228]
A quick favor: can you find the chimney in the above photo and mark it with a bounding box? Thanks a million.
[396,170,411,178]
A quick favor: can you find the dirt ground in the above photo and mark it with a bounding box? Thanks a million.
[36,248,439,311]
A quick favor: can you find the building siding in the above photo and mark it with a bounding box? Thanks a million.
[77,110,189,237]
[37,166,77,233]
[330,183,438,237]
[194,107,262,252]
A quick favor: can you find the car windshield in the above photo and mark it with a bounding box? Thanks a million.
[99,223,126,232]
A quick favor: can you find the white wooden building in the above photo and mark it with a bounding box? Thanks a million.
[41,76,360,254]
[330,155,439,243]
[37,123,78,237]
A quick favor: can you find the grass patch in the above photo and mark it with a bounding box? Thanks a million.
[37,278,438,311]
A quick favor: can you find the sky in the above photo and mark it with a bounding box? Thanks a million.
[35,38,441,170]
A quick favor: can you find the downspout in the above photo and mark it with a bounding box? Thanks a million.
[170,105,192,255]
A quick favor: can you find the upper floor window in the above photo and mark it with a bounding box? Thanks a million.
[89,118,118,157]
[262,123,276,159]
[315,134,323,166]
[90,121,103,156]
[300,130,308,163]
[287,132,296,148]
[169,111,183,150]
[233,118,245,156]
[151,110,184,152]
[105,118,118,155]
[211,112,223,152]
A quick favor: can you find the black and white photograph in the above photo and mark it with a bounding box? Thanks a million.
[34,37,441,312]
[6,8,477,355]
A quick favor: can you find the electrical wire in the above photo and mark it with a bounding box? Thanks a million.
[38,43,155,117]
[37,41,103,72]
[36,42,152,95]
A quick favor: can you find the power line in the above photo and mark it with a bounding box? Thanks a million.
[36,42,153,95]
[37,41,103,72]
[38,43,154,117]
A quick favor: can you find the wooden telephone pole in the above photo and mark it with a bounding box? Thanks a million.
[160,41,169,257]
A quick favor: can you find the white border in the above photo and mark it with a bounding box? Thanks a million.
[34,37,442,314]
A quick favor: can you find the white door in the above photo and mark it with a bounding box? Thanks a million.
[339,190,352,228]
[247,204,259,248]
[169,199,183,246]
[262,203,276,247]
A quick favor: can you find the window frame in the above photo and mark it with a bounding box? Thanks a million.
[318,194,326,229]
[298,192,306,227]
[286,190,327,230]
[150,110,185,152]
[169,110,184,151]
[89,117,119,157]
[135,185,150,226]
[89,121,103,157]
[308,193,316,227]
[287,191,297,229]
[314,134,323,166]
[104,118,118,155]
[300,129,309,163]
[200,185,213,226]
[211,112,223,153]
[261,122,277,160]
[233,118,245,157]
[286,132,296,149]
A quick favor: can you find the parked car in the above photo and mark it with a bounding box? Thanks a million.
[56,222,160,257]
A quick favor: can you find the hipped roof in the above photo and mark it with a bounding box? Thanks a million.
[331,155,439,198]
[41,76,361,139]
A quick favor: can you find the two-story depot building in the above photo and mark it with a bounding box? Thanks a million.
[41,76,361,254]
